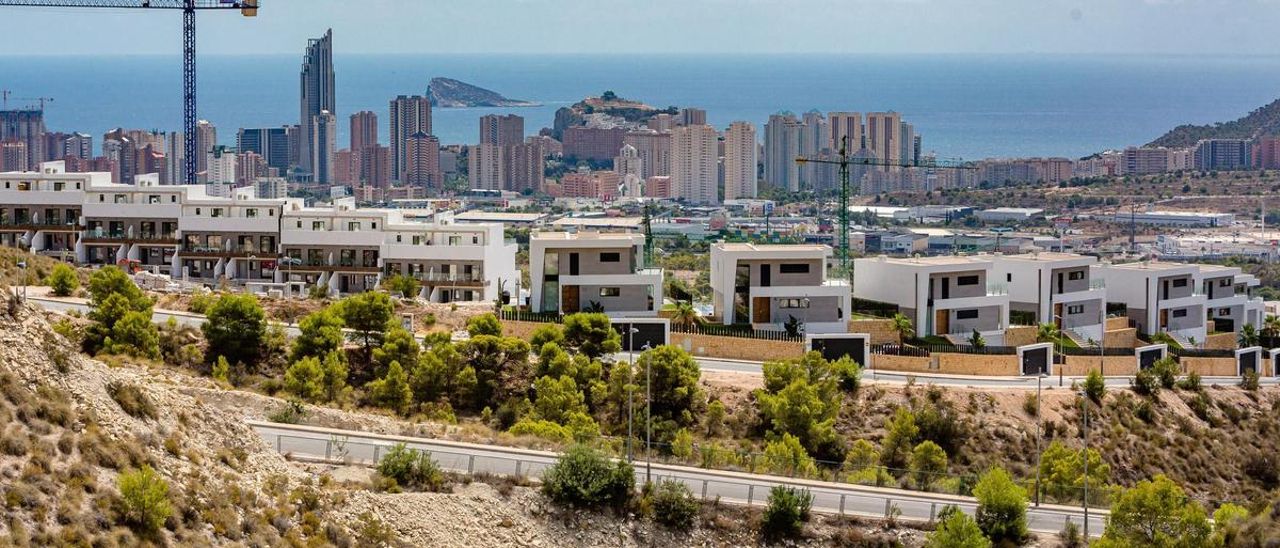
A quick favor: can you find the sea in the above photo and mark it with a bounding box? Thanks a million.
[3,53,1280,160]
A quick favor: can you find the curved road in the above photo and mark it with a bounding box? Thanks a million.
[249,420,1105,536]
[28,294,1271,389]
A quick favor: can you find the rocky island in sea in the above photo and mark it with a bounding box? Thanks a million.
[427,77,540,108]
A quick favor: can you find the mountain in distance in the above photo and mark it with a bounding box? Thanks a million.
[1147,97,1280,148]
[427,77,540,108]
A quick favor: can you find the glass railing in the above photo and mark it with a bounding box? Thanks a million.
[1089,279,1106,290]
[986,283,1008,296]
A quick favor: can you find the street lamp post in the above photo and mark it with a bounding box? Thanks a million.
[1033,372,1045,506]
[16,260,27,304]
[626,327,639,462]
[643,341,653,484]
[1080,388,1091,545]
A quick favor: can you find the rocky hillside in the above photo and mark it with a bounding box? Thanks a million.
[428,77,538,108]
[1148,97,1280,148]
[0,295,931,546]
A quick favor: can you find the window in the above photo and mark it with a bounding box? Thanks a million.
[1067,305,1084,315]
[312,221,324,230]
[1068,271,1084,281]
[600,252,620,263]
[1218,308,1231,316]
[1007,273,1013,282]
[395,234,402,243]
[1172,309,1187,318]
[779,263,810,274]
[957,275,980,286]
[1219,279,1231,287]
[348,222,360,231]
[956,309,980,320]
[195,208,201,215]
[295,220,302,229]
[17,182,30,191]
[599,287,621,297]
[245,208,257,218]
[371,222,377,229]
[1171,278,1188,288]
[170,196,176,203]
[211,208,222,218]
[53,182,64,191]
[779,298,810,309]
[147,195,160,204]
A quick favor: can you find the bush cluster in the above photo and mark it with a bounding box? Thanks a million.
[376,443,446,492]
[540,445,634,509]
[760,485,813,541]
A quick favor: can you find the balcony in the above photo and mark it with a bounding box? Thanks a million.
[0,219,79,231]
[179,245,267,258]
[81,231,179,245]
[414,272,486,287]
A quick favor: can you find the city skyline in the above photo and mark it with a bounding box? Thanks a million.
[0,0,1278,56]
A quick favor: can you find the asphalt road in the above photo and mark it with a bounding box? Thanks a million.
[249,420,1105,536]
[30,294,1271,389]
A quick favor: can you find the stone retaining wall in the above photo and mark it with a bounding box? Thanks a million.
[1004,326,1038,348]
[1058,356,1139,377]
[1104,327,1138,349]
[849,319,898,345]
[1203,332,1237,350]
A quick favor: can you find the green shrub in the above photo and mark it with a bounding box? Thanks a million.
[1241,370,1260,391]
[973,467,1027,545]
[1083,370,1105,402]
[116,466,171,533]
[382,274,420,299]
[926,506,991,548]
[760,485,813,541]
[46,263,79,297]
[106,382,156,420]
[910,440,948,490]
[541,445,634,509]
[649,479,699,529]
[266,400,307,424]
[1176,371,1202,392]
[376,443,446,492]
[1150,357,1179,389]
[1132,368,1161,397]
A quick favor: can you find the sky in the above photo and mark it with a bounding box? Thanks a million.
[0,0,1278,56]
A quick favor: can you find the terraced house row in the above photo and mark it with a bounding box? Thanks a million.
[0,161,517,302]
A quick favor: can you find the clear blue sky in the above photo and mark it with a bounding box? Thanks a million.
[1,0,1278,55]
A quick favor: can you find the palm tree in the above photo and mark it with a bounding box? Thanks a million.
[1263,315,1280,344]
[671,301,701,329]
[1036,322,1060,344]
[968,329,986,349]
[1239,324,1260,348]
[890,313,915,345]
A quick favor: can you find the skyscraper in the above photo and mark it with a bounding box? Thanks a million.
[312,110,337,183]
[389,95,431,183]
[349,111,379,185]
[299,29,335,178]
[164,132,185,185]
[623,130,671,178]
[799,110,830,189]
[0,141,29,172]
[828,112,863,152]
[723,121,757,200]
[671,124,719,205]
[480,114,523,146]
[0,108,45,169]
[236,127,291,174]
[468,143,503,191]
[865,112,902,171]
[763,113,802,191]
[404,132,442,190]
[679,108,707,127]
[507,138,547,193]
[899,121,916,167]
[195,120,217,174]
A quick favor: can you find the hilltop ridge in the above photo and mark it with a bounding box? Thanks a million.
[1147,97,1280,148]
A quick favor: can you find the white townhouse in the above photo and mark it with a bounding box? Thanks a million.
[990,252,1107,343]
[1196,264,1265,336]
[709,242,851,334]
[0,161,517,302]
[528,231,663,317]
[854,254,1010,345]
[1094,260,1206,344]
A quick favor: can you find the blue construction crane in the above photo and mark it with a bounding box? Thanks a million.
[0,0,259,184]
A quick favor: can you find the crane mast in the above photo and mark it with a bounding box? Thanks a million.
[796,138,975,282]
[0,0,259,184]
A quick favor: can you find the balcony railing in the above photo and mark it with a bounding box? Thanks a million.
[415,272,485,286]
[1089,279,1106,291]
[180,245,266,256]
[82,231,179,243]
[986,283,1008,296]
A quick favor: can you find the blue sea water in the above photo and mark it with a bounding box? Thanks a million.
[2,53,1280,160]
